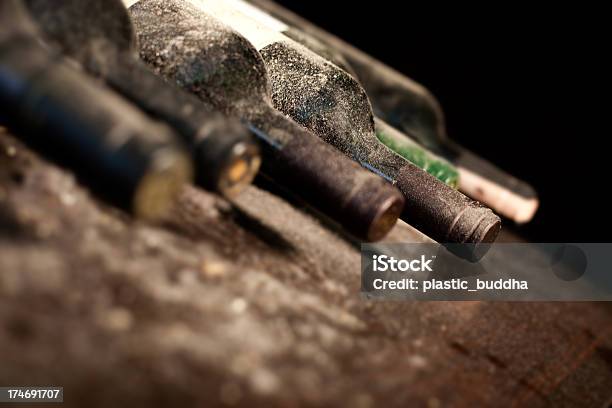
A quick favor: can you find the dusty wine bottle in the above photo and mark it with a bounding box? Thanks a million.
[24,0,260,198]
[127,0,501,256]
[243,0,539,224]
[211,0,459,188]
[0,0,192,220]
[216,4,460,189]
[126,0,406,241]
[200,0,459,188]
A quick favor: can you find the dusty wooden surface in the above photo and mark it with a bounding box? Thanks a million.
[1,128,612,407]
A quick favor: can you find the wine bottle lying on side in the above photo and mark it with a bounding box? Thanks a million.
[156,0,459,190]
[126,0,501,259]
[0,0,192,221]
[31,0,406,242]
[242,0,540,224]
[25,0,261,199]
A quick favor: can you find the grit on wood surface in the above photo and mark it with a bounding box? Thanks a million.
[1,129,611,408]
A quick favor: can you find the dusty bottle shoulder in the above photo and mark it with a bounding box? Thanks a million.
[244,0,447,148]
[259,42,373,141]
[259,41,410,177]
[25,0,135,62]
[129,0,270,114]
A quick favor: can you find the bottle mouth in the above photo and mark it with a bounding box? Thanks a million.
[366,192,405,242]
[470,216,501,261]
[217,141,261,198]
[476,216,502,245]
[132,147,193,221]
[445,210,501,261]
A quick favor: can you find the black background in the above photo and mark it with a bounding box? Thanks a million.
[278,1,609,242]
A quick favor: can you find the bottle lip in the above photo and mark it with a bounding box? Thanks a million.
[458,207,502,246]
[438,204,502,261]
[477,217,502,245]
[216,140,261,198]
[366,191,405,242]
[132,146,193,221]
[462,214,502,262]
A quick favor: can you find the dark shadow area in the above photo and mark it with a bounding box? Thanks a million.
[278,0,609,242]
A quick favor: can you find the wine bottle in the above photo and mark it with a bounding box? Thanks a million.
[0,0,192,220]
[219,3,461,188]
[127,0,501,256]
[209,0,459,188]
[243,0,540,224]
[145,0,456,190]
[125,0,407,242]
[210,0,456,181]
[24,0,261,198]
